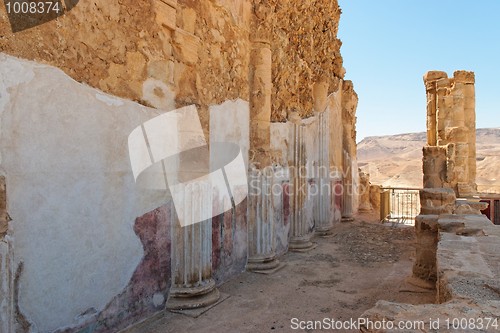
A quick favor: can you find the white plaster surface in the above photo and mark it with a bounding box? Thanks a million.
[209,99,250,216]
[327,90,344,172]
[0,53,171,332]
[209,99,250,170]
[270,122,289,166]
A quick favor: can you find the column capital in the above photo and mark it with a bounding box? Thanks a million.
[423,71,448,83]
[453,70,475,84]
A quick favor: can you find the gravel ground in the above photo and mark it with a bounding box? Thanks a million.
[122,213,435,333]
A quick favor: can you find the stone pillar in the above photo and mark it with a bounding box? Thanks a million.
[413,188,456,283]
[314,110,333,235]
[249,38,272,168]
[247,167,280,271]
[358,170,372,212]
[369,185,381,212]
[166,183,220,310]
[423,70,477,197]
[341,81,358,219]
[247,20,280,268]
[288,121,314,251]
[456,71,477,193]
[423,71,447,146]
[341,150,354,222]
[422,146,447,188]
[413,215,439,282]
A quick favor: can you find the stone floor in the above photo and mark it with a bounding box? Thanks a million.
[121,215,435,333]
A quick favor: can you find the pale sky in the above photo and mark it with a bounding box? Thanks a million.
[338,0,500,142]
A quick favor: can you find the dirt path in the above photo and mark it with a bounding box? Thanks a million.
[123,215,435,333]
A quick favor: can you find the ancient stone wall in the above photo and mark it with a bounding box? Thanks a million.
[1,0,253,135]
[1,0,347,140]
[0,0,359,331]
[1,0,356,190]
[267,0,343,121]
[0,54,175,332]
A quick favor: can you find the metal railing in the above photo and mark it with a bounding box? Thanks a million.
[380,187,421,225]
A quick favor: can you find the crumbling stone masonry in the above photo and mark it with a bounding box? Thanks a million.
[341,81,359,221]
[416,70,487,284]
[360,71,500,332]
[0,0,360,331]
[423,70,477,197]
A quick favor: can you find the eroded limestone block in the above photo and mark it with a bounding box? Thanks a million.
[178,7,197,34]
[453,70,475,84]
[154,0,177,30]
[423,70,448,82]
[419,188,456,215]
[422,146,447,188]
[445,126,468,143]
[172,28,200,65]
[358,171,372,212]
[413,215,439,282]
[369,185,381,211]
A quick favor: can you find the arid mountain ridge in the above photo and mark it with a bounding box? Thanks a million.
[358,128,500,193]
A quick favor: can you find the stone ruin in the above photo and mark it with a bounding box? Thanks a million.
[423,70,477,197]
[0,1,361,332]
[361,71,500,332]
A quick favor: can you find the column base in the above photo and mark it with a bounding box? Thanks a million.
[315,223,333,236]
[289,234,315,252]
[341,215,354,222]
[166,279,220,311]
[315,228,334,237]
[247,254,280,271]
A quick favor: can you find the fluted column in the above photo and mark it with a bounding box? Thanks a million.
[314,111,333,235]
[341,149,354,222]
[247,167,281,271]
[423,71,448,146]
[246,21,279,269]
[456,71,477,194]
[288,122,314,251]
[166,183,219,310]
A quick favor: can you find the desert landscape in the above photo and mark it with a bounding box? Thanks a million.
[358,128,500,193]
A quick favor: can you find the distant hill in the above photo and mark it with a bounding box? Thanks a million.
[357,128,500,193]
